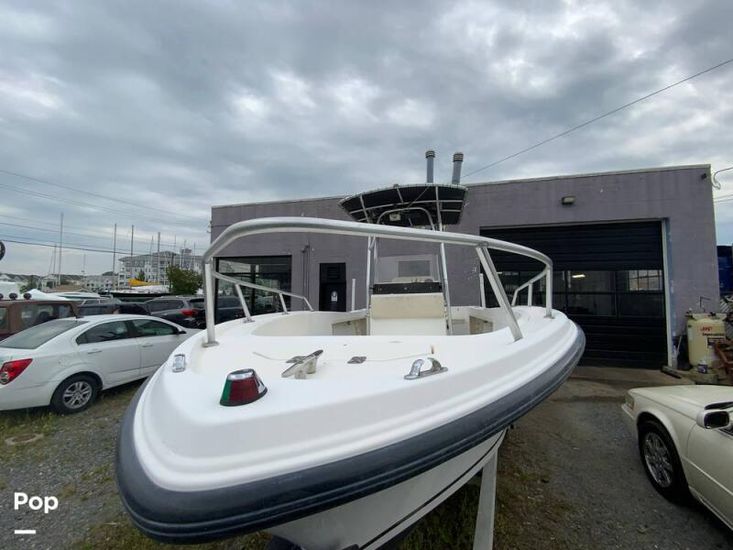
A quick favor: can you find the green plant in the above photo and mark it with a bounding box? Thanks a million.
[166,266,202,295]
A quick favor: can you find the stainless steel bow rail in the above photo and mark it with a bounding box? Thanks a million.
[201,217,553,347]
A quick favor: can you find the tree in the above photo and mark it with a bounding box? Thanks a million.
[166,266,202,295]
[21,275,38,292]
[137,270,146,281]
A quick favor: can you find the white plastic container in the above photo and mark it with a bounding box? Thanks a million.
[687,313,726,367]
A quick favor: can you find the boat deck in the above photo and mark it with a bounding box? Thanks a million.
[131,306,580,492]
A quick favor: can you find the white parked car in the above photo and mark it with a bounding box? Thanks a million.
[622,385,733,530]
[0,315,193,414]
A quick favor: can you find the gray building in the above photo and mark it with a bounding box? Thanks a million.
[211,164,718,369]
[83,274,116,292]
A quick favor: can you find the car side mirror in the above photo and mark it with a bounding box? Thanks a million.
[696,409,731,430]
[178,329,187,335]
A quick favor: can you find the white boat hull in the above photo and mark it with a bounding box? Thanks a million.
[270,431,505,550]
[116,309,584,545]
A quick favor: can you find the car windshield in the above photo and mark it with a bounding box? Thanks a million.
[0,319,87,349]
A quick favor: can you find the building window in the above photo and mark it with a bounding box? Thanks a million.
[490,268,664,318]
[216,256,292,315]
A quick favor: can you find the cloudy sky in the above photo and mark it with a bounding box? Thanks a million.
[1,0,732,276]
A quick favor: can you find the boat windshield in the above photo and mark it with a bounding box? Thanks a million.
[375,254,440,284]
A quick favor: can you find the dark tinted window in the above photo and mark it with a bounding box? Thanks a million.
[567,294,615,316]
[131,319,177,337]
[217,256,292,315]
[79,305,110,316]
[145,301,169,312]
[566,271,614,292]
[1,319,87,349]
[0,307,7,330]
[617,270,663,291]
[77,321,130,344]
[617,294,664,317]
[217,296,241,308]
[118,303,148,315]
[147,300,184,312]
[15,303,75,329]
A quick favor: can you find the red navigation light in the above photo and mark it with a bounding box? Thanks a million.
[0,358,33,385]
[220,369,267,406]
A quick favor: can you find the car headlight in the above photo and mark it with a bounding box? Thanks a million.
[625,394,635,410]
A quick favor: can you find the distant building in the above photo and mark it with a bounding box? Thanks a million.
[37,275,84,290]
[117,249,202,288]
[39,275,57,290]
[83,274,117,293]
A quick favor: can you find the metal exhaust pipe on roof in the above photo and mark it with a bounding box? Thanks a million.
[425,150,435,183]
[451,152,464,184]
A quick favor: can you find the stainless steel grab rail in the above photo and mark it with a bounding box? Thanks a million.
[511,270,549,307]
[212,271,314,324]
[202,217,553,346]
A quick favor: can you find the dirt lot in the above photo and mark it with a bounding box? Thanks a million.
[0,372,731,550]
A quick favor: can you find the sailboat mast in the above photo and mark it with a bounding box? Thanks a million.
[112,223,117,289]
[58,212,64,286]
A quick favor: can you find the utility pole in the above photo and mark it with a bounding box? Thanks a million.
[58,212,64,286]
[130,225,134,285]
[50,244,57,286]
[112,223,117,289]
[148,235,154,281]
[156,232,161,283]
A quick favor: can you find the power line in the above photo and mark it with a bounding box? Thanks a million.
[0,179,203,228]
[0,220,205,250]
[0,221,119,242]
[0,167,190,218]
[463,56,733,180]
[0,233,205,256]
[0,235,118,254]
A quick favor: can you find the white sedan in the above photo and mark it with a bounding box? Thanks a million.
[622,385,733,530]
[0,314,193,414]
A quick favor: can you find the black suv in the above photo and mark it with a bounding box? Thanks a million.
[144,296,202,329]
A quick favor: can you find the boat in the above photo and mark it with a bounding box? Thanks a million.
[116,180,585,549]
[48,290,101,301]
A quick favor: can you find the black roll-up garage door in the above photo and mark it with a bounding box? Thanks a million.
[481,222,666,368]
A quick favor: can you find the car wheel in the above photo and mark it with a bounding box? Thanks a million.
[638,419,689,501]
[51,374,99,414]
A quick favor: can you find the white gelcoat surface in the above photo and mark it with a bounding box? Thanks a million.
[132,306,579,492]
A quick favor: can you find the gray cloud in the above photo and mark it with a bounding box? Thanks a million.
[0,0,732,275]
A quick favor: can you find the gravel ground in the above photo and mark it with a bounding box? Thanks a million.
[0,375,731,550]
